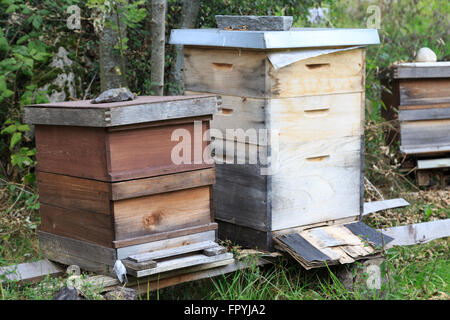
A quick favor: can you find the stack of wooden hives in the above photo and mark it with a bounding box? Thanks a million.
[24,95,233,276]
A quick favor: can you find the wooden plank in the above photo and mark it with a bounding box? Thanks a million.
[217,220,273,251]
[203,246,226,256]
[24,95,219,127]
[184,47,269,98]
[345,221,394,247]
[399,103,450,110]
[417,158,450,169]
[39,204,114,248]
[187,91,267,145]
[128,252,234,277]
[271,136,362,230]
[269,48,365,98]
[399,107,450,121]
[113,186,212,241]
[380,219,450,248]
[400,144,450,154]
[111,168,215,200]
[108,96,219,127]
[107,120,213,181]
[269,93,364,143]
[37,172,111,215]
[394,62,450,79]
[122,259,157,271]
[128,241,217,262]
[38,231,117,265]
[35,125,110,181]
[363,198,410,216]
[214,163,268,231]
[116,230,216,259]
[0,259,64,283]
[400,119,450,153]
[399,79,450,105]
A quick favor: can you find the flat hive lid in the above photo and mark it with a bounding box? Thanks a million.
[169,28,380,49]
[24,95,220,127]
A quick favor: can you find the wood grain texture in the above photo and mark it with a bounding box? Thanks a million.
[400,119,450,154]
[184,47,268,98]
[37,171,111,215]
[38,231,117,266]
[399,107,450,121]
[39,204,114,248]
[0,259,64,284]
[116,230,216,259]
[269,48,365,98]
[35,125,110,181]
[394,63,450,79]
[113,186,212,240]
[269,93,364,142]
[213,163,268,231]
[217,220,273,251]
[399,79,450,105]
[24,95,219,127]
[187,91,267,144]
[111,168,215,200]
[107,120,213,181]
[271,136,362,231]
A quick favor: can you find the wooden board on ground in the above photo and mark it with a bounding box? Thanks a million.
[363,198,410,216]
[0,259,64,283]
[380,219,450,248]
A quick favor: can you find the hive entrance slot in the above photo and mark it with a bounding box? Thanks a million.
[306,63,331,70]
[212,62,233,71]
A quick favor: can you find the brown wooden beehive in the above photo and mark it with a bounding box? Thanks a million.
[24,95,230,274]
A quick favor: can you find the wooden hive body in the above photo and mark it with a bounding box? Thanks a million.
[25,95,225,273]
[184,46,367,251]
[381,62,450,155]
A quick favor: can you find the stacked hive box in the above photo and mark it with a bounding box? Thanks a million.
[24,95,227,273]
[381,62,450,185]
[170,28,380,251]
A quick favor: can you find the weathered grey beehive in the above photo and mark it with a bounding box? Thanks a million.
[169,24,389,268]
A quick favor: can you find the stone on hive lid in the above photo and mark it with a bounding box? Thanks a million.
[415,47,437,63]
[91,87,137,104]
[215,15,293,31]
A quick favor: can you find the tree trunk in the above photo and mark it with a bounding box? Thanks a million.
[150,0,167,96]
[99,8,127,91]
[168,0,201,95]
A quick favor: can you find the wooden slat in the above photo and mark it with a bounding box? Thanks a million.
[417,158,450,169]
[35,125,110,181]
[399,107,450,121]
[128,241,218,262]
[269,93,364,143]
[269,48,365,98]
[24,95,219,127]
[218,220,273,252]
[38,231,117,265]
[39,204,114,248]
[399,102,450,110]
[381,219,450,248]
[363,198,410,216]
[399,79,450,105]
[113,186,212,241]
[37,172,111,215]
[113,224,217,249]
[127,252,233,278]
[111,168,215,200]
[394,63,450,79]
[400,119,450,153]
[107,120,213,181]
[271,136,362,230]
[214,162,268,231]
[184,47,268,98]
[0,259,64,283]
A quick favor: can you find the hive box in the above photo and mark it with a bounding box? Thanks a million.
[170,28,380,252]
[24,95,222,273]
[381,62,450,154]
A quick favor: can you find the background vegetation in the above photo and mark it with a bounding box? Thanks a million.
[0,0,449,299]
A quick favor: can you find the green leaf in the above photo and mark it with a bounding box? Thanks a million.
[32,15,43,29]
[23,173,36,185]
[5,4,19,14]
[9,132,22,149]
[1,125,17,135]
[0,35,8,52]
[17,124,30,132]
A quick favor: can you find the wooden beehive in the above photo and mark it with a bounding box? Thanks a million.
[24,95,234,274]
[170,28,383,256]
[381,62,450,186]
[381,62,450,154]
